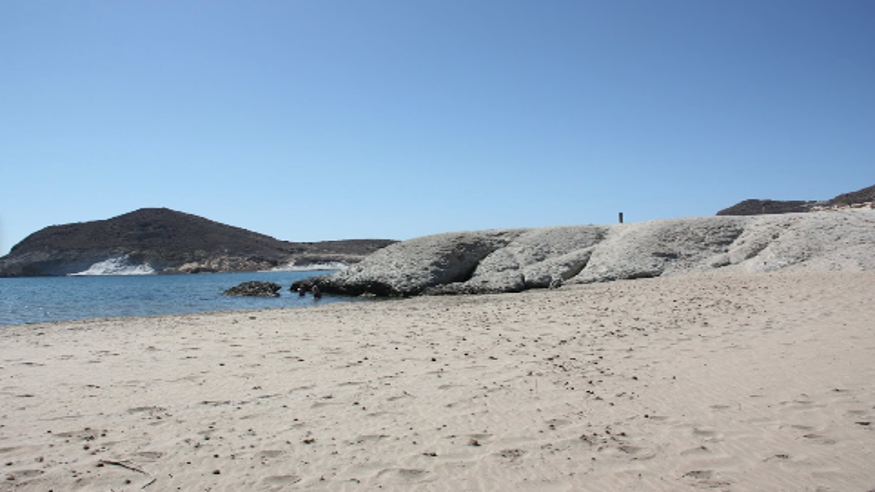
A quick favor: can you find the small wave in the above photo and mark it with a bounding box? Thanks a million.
[69,256,156,276]
[269,262,347,272]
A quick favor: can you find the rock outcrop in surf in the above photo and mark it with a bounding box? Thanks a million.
[298,209,875,297]
[222,281,282,297]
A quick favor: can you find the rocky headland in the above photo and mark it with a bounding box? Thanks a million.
[299,190,875,297]
[0,208,395,277]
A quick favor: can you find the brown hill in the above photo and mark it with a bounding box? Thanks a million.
[826,184,875,207]
[717,184,875,216]
[0,208,395,276]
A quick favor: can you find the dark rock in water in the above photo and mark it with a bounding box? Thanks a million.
[222,281,282,297]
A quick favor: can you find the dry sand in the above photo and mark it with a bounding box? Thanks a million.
[1,271,874,491]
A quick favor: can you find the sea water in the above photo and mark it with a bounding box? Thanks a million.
[0,270,351,326]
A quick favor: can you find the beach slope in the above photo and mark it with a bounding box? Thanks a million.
[1,271,874,490]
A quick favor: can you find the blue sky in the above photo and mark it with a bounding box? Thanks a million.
[1,1,873,255]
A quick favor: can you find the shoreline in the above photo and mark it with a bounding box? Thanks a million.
[0,270,351,328]
[2,271,874,490]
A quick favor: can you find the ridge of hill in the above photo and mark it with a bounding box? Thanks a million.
[717,184,875,215]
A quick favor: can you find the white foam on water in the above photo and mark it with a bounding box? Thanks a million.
[69,255,156,276]
[269,262,347,272]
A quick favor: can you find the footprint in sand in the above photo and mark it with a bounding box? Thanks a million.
[691,427,724,443]
[709,404,733,411]
[682,469,732,489]
[802,433,837,445]
[257,450,285,459]
[262,474,302,486]
[496,448,526,461]
[348,435,389,445]
[680,445,711,456]
[376,468,431,483]
[683,470,713,479]
[4,468,45,484]
[136,451,164,460]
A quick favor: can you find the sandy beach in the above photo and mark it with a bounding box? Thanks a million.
[2,271,874,491]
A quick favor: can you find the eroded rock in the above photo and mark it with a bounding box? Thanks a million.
[303,210,875,297]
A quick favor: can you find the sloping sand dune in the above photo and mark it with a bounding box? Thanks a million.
[2,271,874,490]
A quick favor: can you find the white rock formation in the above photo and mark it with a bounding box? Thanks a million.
[312,210,875,296]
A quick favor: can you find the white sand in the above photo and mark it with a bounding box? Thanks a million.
[2,271,874,491]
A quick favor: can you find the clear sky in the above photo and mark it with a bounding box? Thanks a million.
[2,1,873,255]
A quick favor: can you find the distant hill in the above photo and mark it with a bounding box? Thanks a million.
[716,199,815,216]
[827,184,875,207]
[0,208,396,277]
[717,184,875,216]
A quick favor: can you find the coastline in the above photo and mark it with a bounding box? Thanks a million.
[0,270,346,327]
[2,271,874,490]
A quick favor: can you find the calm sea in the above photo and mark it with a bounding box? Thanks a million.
[0,270,352,327]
